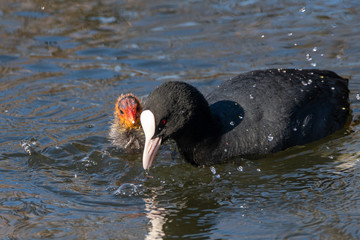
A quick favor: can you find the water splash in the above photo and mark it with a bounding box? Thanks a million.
[113,183,144,197]
[299,7,306,12]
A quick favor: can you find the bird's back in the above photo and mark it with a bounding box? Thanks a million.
[205,69,349,160]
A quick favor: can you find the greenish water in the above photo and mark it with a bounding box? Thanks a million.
[1,0,360,239]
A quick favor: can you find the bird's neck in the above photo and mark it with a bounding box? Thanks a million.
[173,110,221,165]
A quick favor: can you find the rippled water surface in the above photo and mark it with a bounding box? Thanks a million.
[1,0,360,239]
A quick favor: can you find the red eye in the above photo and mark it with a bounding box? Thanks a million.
[158,118,166,131]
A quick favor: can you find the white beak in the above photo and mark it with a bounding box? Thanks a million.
[140,110,162,170]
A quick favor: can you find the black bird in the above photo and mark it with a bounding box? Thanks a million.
[140,69,350,170]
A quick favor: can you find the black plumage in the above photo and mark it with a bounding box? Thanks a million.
[141,69,350,168]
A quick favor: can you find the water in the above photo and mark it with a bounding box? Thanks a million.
[1,0,360,239]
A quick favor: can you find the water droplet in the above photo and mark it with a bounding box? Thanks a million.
[249,94,254,99]
[356,94,360,100]
[237,166,243,172]
[329,155,334,159]
[210,166,216,175]
[308,79,312,84]
[267,134,274,142]
[311,63,317,67]
[312,47,317,52]
[224,149,228,153]
[261,34,265,38]
[256,168,261,172]
[299,7,306,12]
[306,54,312,61]
[331,87,335,90]
[239,116,243,119]
[293,127,298,131]
[114,65,122,72]
[230,121,235,126]
[288,32,293,36]
[253,83,256,88]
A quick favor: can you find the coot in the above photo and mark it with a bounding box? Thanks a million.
[140,69,350,170]
[109,93,144,149]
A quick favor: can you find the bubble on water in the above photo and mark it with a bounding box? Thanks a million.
[288,32,293,36]
[239,116,243,120]
[224,148,228,153]
[210,166,216,175]
[267,134,274,142]
[237,166,243,172]
[256,168,261,172]
[299,7,306,12]
[312,47,318,52]
[261,35,265,38]
[311,63,317,67]
[308,79,312,84]
[293,127,298,131]
[41,6,45,10]
[356,94,360,100]
[114,65,122,72]
[329,155,334,160]
[249,94,254,99]
[253,83,257,88]
[301,80,308,86]
[230,121,235,126]
[331,87,335,90]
